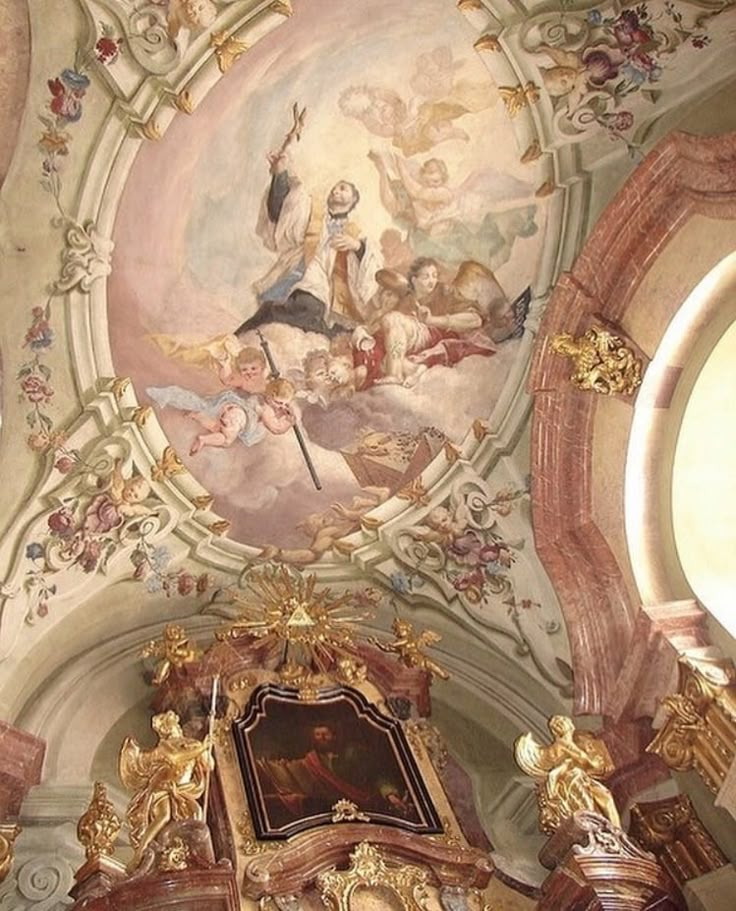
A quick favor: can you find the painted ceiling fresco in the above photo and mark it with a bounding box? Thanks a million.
[109,0,548,553]
[1,0,736,899]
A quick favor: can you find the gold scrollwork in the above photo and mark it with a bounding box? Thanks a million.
[77,782,121,860]
[0,824,21,885]
[647,657,736,794]
[318,842,430,911]
[331,800,370,823]
[151,445,186,482]
[499,83,540,118]
[551,326,642,396]
[210,31,249,74]
[110,377,131,401]
[397,476,429,506]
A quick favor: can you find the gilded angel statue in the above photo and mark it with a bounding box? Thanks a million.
[141,623,201,686]
[119,711,214,871]
[514,715,620,834]
[370,618,450,682]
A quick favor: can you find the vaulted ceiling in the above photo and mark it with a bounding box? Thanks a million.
[1,0,736,896]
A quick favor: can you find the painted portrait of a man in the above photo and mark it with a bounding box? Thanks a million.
[233,686,441,838]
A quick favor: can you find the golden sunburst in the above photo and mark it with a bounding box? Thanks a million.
[217,565,376,672]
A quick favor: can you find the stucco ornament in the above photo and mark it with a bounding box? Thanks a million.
[51,219,113,295]
[390,473,570,694]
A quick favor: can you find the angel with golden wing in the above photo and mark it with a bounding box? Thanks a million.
[119,711,213,870]
[514,715,620,834]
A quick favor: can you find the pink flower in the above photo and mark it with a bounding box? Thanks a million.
[21,374,54,403]
[77,539,102,573]
[27,433,49,452]
[48,507,75,537]
[37,601,49,618]
[196,573,210,594]
[177,573,195,596]
[54,455,75,474]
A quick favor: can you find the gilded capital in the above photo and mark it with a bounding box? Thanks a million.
[630,794,726,885]
[647,656,736,793]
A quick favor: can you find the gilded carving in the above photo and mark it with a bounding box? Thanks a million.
[397,476,430,506]
[151,445,186,481]
[0,824,21,885]
[403,720,449,771]
[131,405,152,427]
[141,623,201,685]
[110,377,131,402]
[331,799,370,823]
[647,657,736,794]
[551,326,642,396]
[119,711,214,871]
[77,782,121,861]
[317,842,430,911]
[474,34,501,52]
[210,31,248,73]
[158,837,191,871]
[515,716,619,834]
[499,83,540,118]
[370,618,450,681]
[629,795,726,885]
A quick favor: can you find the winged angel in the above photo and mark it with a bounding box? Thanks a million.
[119,711,214,870]
[514,715,620,835]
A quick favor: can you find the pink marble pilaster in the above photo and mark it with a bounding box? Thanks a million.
[0,721,45,819]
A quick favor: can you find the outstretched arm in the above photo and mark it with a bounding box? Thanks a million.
[261,402,296,435]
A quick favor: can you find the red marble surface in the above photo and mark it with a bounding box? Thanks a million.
[69,866,240,911]
[529,131,736,716]
[0,721,45,818]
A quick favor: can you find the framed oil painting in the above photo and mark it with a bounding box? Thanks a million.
[232,684,442,839]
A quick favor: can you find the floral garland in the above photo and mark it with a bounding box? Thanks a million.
[23,453,215,622]
[39,25,123,214]
[20,25,124,454]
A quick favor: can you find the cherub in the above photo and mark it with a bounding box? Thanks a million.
[82,460,152,536]
[297,348,355,405]
[215,346,268,395]
[141,624,201,686]
[164,0,217,40]
[147,333,266,393]
[188,377,296,455]
[370,617,450,681]
[259,486,390,565]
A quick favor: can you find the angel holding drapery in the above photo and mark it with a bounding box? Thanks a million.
[514,715,620,835]
[118,711,213,871]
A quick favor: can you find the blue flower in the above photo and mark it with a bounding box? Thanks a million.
[621,63,647,86]
[145,575,163,593]
[587,9,603,24]
[390,572,412,595]
[26,542,44,561]
[150,546,171,571]
[60,69,90,92]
